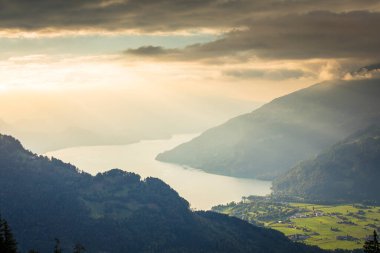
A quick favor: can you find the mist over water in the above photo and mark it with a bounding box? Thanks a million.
[46,134,271,210]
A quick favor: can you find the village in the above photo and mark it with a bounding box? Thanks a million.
[213,196,380,250]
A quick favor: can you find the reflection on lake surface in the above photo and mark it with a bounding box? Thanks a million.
[46,134,271,210]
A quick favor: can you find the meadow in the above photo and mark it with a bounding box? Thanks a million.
[213,197,380,250]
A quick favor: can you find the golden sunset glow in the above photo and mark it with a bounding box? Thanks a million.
[1,1,380,252]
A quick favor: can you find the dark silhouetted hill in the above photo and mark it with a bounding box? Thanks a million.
[0,134,324,253]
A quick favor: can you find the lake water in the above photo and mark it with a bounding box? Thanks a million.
[45,134,271,210]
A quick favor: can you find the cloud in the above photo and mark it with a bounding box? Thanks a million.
[2,0,380,75]
[0,0,379,32]
[223,68,310,80]
[125,46,179,56]
[344,63,380,80]
[245,11,380,60]
[123,10,380,65]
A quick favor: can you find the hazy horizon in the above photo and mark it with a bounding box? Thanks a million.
[1,2,380,252]
[2,0,380,151]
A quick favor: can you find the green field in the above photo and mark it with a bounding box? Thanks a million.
[213,197,380,250]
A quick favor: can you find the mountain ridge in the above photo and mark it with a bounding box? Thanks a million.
[157,78,380,180]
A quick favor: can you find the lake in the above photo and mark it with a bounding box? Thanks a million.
[45,134,271,210]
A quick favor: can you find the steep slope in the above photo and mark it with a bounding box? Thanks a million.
[272,126,380,203]
[0,134,324,253]
[157,78,380,180]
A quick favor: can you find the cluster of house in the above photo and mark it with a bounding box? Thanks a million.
[289,210,324,219]
[284,223,312,233]
[336,235,359,241]
[287,234,310,242]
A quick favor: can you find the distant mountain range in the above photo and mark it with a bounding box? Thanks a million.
[0,134,324,253]
[157,78,380,180]
[0,124,154,154]
[0,91,259,154]
[273,125,380,203]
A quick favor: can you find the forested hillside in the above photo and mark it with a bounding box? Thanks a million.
[0,134,324,253]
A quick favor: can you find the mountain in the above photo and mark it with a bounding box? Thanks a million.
[272,125,380,203]
[0,134,324,253]
[157,78,380,180]
[5,126,140,154]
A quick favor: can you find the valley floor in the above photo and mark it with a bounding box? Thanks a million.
[213,197,380,250]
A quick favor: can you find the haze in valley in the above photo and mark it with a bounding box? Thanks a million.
[1,0,379,153]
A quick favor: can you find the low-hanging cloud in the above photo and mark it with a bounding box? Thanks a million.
[223,69,310,80]
[344,63,380,80]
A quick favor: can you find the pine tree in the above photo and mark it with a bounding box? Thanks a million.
[364,230,380,253]
[73,243,85,253]
[54,238,62,253]
[2,219,18,253]
[0,216,5,252]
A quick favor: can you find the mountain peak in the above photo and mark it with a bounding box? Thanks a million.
[0,134,27,154]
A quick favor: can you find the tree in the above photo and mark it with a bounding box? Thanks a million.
[54,238,62,253]
[73,243,85,253]
[0,218,18,253]
[364,230,380,253]
[0,216,5,253]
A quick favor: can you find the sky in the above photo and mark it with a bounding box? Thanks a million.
[0,0,380,152]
